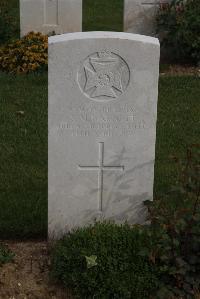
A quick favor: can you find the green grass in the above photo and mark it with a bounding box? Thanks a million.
[154,76,200,197]
[83,0,124,31]
[6,0,20,39]
[0,0,20,43]
[0,73,48,238]
[0,73,199,238]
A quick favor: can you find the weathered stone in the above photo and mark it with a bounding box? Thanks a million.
[48,32,160,238]
[20,0,82,37]
[124,0,162,36]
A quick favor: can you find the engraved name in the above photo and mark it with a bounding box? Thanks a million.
[57,103,154,137]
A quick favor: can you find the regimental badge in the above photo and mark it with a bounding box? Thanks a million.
[78,51,130,101]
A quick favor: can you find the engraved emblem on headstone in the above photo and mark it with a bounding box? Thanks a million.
[78,142,125,212]
[78,51,130,101]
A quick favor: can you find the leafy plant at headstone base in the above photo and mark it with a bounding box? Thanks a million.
[0,32,48,74]
[0,243,15,266]
[50,222,159,299]
[156,0,200,65]
[144,144,200,298]
[0,0,16,45]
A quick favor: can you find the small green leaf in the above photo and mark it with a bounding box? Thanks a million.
[85,255,98,269]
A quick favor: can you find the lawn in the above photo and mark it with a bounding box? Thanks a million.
[83,0,123,31]
[0,0,20,42]
[0,0,199,238]
[0,73,48,238]
[155,76,200,196]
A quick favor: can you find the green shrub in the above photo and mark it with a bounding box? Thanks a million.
[0,243,14,266]
[0,32,48,74]
[145,144,200,298]
[51,222,159,299]
[156,0,200,64]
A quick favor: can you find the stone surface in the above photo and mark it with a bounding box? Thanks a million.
[124,0,166,36]
[48,31,160,238]
[20,0,82,37]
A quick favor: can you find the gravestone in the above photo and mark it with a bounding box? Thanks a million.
[20,0,82,37]
[48,31,160,238]
[124,0,168,36]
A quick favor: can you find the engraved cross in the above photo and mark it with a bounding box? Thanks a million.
[78,142,124,212]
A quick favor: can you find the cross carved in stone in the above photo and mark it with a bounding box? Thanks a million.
[78,142,124,212]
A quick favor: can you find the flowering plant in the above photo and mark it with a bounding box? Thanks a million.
[0,32,48,74]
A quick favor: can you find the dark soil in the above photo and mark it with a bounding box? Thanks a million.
[0,241,73,299]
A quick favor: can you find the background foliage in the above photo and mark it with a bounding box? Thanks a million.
[156,0,200,64]
[146,145,200,298]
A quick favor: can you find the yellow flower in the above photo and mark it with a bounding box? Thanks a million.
[0,32,48,74]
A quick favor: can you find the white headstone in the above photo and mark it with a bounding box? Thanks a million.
[124,0,161,36]
[48,32,160,238]
[20,0,82,37]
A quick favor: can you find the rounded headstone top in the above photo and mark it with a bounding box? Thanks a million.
[48,31,160,47]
